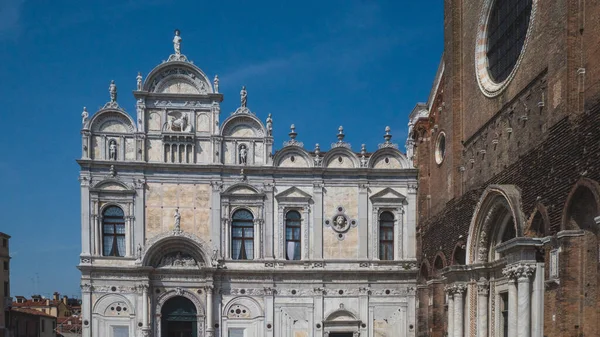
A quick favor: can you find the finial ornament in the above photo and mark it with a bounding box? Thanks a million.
[266,113,273,136]
[314,143,322,166]
[173,29,182,55]
[109,80,117,103]
[289,124,297,140]
[360,144,368,167]
[213,75,219,93]
[331,126,351,149]
[283,124,303,147]
[81,107,89,127]
[136,72,143,91]
[378,125,399,149]
[240,86,247,107]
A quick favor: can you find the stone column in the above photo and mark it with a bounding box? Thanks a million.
[358,182,368,258]
[477,280,489,337]
[453,284,466,337]
[503,266,518,337]
[140,285,149,328]
[516,264,535,337]
[80,177,91,256]
[206,286,214,337]
[81,284,92,337]
[313,182,324,259]
[445,285,454,337]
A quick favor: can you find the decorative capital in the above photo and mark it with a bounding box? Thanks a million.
[503,263,535,280]
[477,279,489,295]
[80,283,92,293]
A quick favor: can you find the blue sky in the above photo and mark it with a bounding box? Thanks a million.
[0,0,442,298]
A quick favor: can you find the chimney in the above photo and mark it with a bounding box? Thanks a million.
[53,292,60,301]
[62,296,68,305]
[46,299,50,306]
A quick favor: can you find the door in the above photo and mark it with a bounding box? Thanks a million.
[329,333,353,337]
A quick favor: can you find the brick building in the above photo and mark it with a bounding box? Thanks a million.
[0,233,10,337]
[407,0,600,336]
[13,293,75,318]
[9,308,57,337]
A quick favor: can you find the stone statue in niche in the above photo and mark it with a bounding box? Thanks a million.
[109,139,117,160]
[173,208,181,231]
[173,29,182,55]
[81,107,88,127]
[239,144,248,164]
[109,80,117,103]
[136,72,142,91]
[157,251,197,268]
[240,86,247,107]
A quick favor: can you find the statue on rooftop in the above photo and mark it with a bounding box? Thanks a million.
[173,29,182,55]
[240,86,247,107]
[81,107,89,127]
[109,80,117,103]
[213,75,219,93]
[136,72,142,91]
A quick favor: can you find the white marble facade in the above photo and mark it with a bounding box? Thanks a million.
[78,32,418,337]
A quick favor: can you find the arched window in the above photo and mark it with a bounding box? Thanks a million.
[232,209,254,260]
[379,211,394,260]
[102,206,125,257]
[285,211,301,260]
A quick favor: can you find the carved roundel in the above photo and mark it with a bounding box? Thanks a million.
[324,206,358,236]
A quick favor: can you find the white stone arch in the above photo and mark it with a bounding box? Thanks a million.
[141,231,211,268]
[91,178,134,193]
[93,293,136,315]
[323,147,360,168]
[465,185,526,264]
[155,289,205,337]
[222,296,264,319]
[223,183,262,197]
[272,147,313,168]
[367,147,410,169]
[324,308,358,322]
[220,115,266,138]
[89,109,135,134]
[144,62,213,94]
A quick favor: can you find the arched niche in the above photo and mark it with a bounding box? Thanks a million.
[418,260,431,282]
[465,185,525,264]
[561,178,600,233]
[93,293,136,316]
[432,252,446,277]
[222,296,264,319]
[526,203,550,237]
[451,241,466,265]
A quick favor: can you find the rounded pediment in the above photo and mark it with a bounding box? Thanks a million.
[144,62,213,95]
[141,232,211,268]
[221,114,266,138]
[323,148,359,169]
[89,109,135,134]
[273,147,312,168]
[368,148,409,169]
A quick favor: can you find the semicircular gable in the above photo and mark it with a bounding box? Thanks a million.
[221,115,265,138]
[92,179,132,191]
[368,148,409,169]
[323,148,359,169]
[93,293,135,315]
[144,62,213,94]
[273,148,312,168]
[223,296,264,318]
[90,110,135,134]
[223,183,261,195]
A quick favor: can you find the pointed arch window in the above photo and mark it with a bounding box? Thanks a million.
[102,206,125,257]
[285,210,301,260]
[379,211,394,260]
[232,209,254,260]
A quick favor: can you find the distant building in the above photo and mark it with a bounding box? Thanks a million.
[9,308,56,337]
[13,293,73,318]
[56,316,82,337]
[0,232,10,337]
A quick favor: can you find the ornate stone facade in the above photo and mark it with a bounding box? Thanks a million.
[78,31,418,337]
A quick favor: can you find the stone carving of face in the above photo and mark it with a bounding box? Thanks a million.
[335,215,345,228]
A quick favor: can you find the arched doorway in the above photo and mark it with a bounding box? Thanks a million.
[161,296,197,337]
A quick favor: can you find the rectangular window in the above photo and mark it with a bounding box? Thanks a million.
[379,211,395,260]
[3,281,8,296]
[42,320,45,332]
[500,292,509,337]
[2,238,6,247]
[229,328,245,337]
[112,326,129,337]
[285,210,302,260]
[3,261,7,271]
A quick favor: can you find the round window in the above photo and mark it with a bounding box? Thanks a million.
[475,0,536,97]
[435,132,446,165]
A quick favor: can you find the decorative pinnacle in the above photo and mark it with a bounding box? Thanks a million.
[289,124,297,140]
[360,144,367,155]
[384,126,392,143]
[314,143,321,155]
[337,126,345,142]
